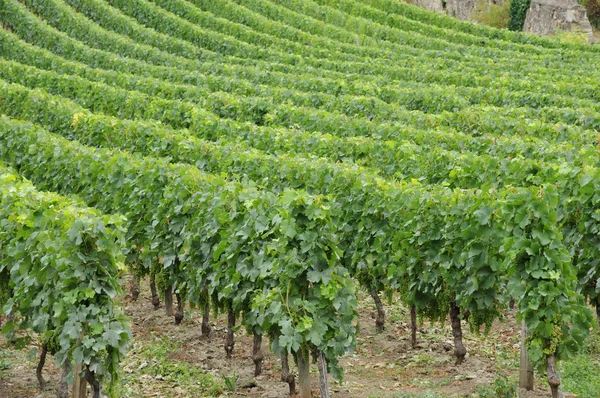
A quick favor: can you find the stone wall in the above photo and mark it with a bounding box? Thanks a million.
[523,0,595,43]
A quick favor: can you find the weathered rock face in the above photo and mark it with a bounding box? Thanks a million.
[413,0,446,14]
[412,0,595,43]
[523,0,595,43]
[411,0,506,22]
[446,0,479,20]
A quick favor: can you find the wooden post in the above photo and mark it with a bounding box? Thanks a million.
[164,287,174,317]
[56,361,69,398]
[297,347,312,398]
[317,350,330,398]
[410,304,417,348]
[71,363,87,398]
[519,320,534,390]
[225,305,235,359]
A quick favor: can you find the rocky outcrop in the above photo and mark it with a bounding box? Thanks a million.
[412,0,595,43]
[412,0,499,21]
[413,0,446,14]
[523,0,595,43]
[446,0,479,20]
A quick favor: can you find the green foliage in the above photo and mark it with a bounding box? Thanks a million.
[554,29,589,45]
[0,269,10,309]
[508,0,530,31]
[1,0,600,389]
[118,337,223,397]
[0,45,598,372]
[562,354,600,397]
[476,376,517,397]
[0,116,358,380]
[0,348,11,377]
[561,329,600,397]
[472,0,511,29]
[221,371,238,392]
[385,391,445,398]
[0,163,130,395]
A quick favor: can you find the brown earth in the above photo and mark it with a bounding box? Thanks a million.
[0,279,557,397]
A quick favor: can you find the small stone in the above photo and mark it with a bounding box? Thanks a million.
[239,378,258,389]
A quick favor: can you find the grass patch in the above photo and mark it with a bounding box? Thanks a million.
[475,375,517,398]
[561,330,600,398]
[562,353,600,397]
[115,335,223,397]
[0,347,11,377]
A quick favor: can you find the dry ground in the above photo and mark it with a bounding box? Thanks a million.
[0,279,575,397]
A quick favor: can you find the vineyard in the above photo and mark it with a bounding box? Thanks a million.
[0,0,600,397]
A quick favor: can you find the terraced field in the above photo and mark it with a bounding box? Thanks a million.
[1,0,600,397]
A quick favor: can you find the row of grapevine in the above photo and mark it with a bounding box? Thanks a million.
[4,0,600,310]
[2,58,599,196]
[0,69,595,395]
[5,0,600,116]
[0,162,130,397]
[265,0,600,60]
[0,38,595,169]
[2,28,597,169]
[2,0,600,396]
[5,0,600,147]
[12,0,600,95]
[80,0,600,85]
[0,114,360,386]
[345,0,599,51]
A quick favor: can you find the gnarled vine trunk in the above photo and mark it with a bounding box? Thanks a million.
[369,289,385,332]
[130,274,140,301]
[150,274,160,310]
[201,297,211,337]
[547,354,562,398]
[36,343,48,389]
[252,332,263,376]
[56,361,69,398]
[85,370,101,398]
[449,301,466,365]
[281,353,296,396]
[175,292,184,325]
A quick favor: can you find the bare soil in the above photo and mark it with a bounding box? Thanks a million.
[0,279,558,397]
